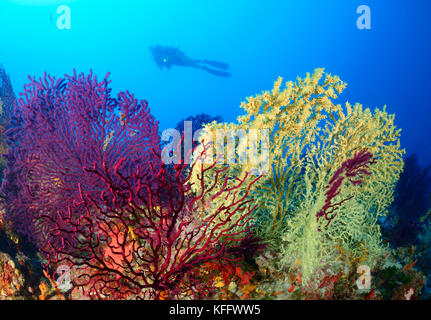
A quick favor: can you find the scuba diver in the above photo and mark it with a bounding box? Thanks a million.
[149,45,231,78]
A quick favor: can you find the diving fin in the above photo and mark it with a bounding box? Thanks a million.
[202,60,230,70]
[201,66,232,77]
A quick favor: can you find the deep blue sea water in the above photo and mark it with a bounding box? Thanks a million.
[1,0,430,165]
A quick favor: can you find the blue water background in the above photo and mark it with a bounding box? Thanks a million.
[1,0,430,165]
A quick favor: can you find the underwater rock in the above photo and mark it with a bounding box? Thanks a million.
[0,252,24,299]
[0,65,15,182]
[374,248,426,300]
[385,154,431,246]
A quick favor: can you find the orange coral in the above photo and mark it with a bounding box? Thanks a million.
[42,269,65,300]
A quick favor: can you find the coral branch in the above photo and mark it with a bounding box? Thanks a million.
[316,150,375,227]
[39,142,259,299]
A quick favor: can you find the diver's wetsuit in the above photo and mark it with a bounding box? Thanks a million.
[149,45,231,78]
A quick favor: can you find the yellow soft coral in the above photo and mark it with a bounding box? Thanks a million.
[191,68,404,283]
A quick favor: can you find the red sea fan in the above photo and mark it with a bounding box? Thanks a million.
[1,70,161,244]
[39,144,260,300]
[316,150,375,227]
[1,69,260,299]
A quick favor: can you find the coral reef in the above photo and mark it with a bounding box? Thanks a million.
[193,69,405,284]
[0,70,260,300]
[1,67,428,301]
